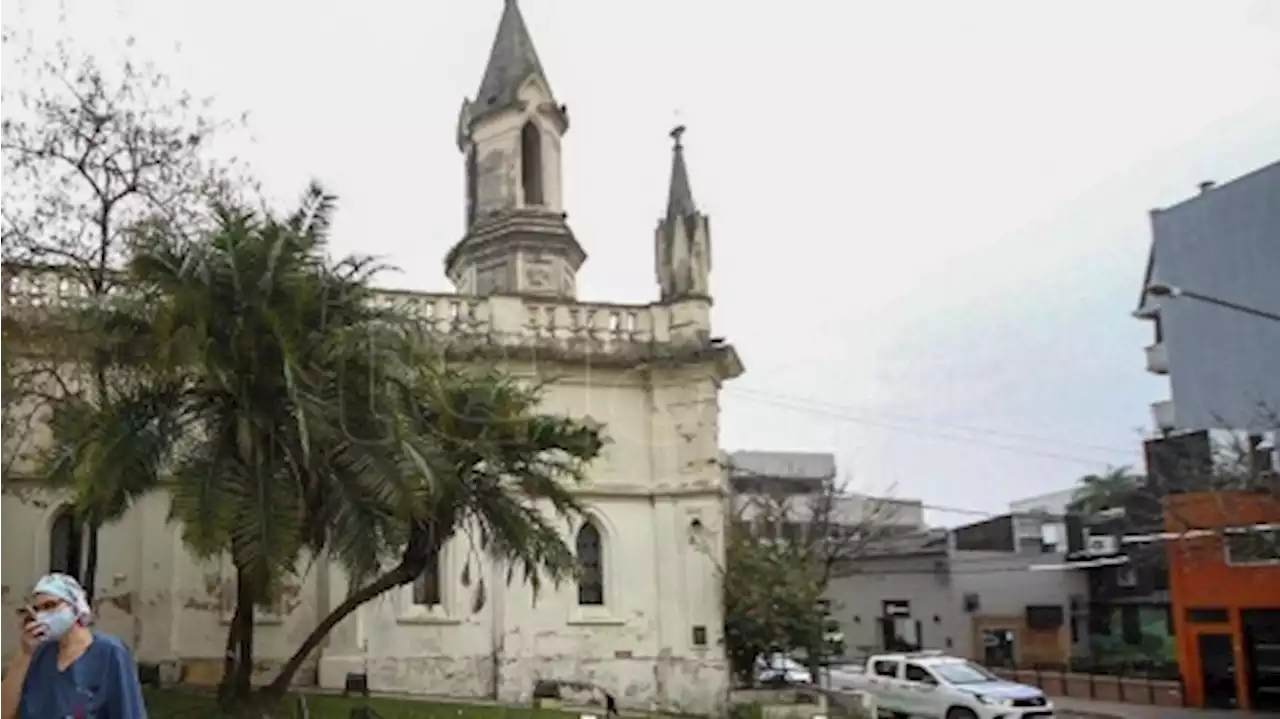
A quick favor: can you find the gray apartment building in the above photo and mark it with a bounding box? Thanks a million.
[1136,160,1280,438]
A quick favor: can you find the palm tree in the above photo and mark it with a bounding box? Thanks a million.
[264,362,606,696]
[1070,466,1143,518]
[42,183,388,701]
[42,183,606,709]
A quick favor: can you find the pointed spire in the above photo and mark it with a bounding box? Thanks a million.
[666,125,698,219]
[474,0,557,115]
[655,124,712,303]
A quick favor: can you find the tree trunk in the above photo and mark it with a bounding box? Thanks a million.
[232,567,256,698]
[261,516,446,698]
[218,567,257,707]
[260,561,420,698]
[218,597,245,707]
[260,503,457,700]
[81,522,101,603]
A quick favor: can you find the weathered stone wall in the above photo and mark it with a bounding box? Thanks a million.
[1,359,733,715]
[317,364,732,716]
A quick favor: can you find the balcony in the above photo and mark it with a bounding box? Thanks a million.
[1144,342,1169,375]
[1,266,742,374]
[1151,399,1177,432]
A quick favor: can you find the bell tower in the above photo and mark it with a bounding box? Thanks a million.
[446,0,586,299]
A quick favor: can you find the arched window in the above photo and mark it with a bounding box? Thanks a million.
[49,506,83,581]
[520,120,544,206]
[412,548,442,607]
[576,521,603,606]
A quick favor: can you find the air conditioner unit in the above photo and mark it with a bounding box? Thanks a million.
[1085,535,1119,556]
[1095,506,1126,521]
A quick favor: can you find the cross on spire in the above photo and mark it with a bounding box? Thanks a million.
[670,124,687,149]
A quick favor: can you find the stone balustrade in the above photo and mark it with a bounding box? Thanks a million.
[2,267,714,359]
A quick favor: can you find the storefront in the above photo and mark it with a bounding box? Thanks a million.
[1165,492,1280,711]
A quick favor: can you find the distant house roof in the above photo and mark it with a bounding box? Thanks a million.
[1008,486,1079,515]
[857,528,950,558]
[728,450,837,481]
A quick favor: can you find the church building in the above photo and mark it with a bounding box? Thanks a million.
[0,1,742,715]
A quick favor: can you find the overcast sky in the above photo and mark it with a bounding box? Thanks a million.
[6,0,1279,524]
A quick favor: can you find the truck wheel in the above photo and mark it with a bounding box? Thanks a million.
[946,708,978,719]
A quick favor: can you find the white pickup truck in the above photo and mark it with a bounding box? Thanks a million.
[834,651,1055,719]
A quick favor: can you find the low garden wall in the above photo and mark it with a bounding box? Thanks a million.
[991,667,1184,708]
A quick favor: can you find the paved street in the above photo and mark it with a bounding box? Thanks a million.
[824,689,1273,719]
[1053,696,1272,719]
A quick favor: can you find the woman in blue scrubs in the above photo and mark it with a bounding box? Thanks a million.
[1,573,147,718]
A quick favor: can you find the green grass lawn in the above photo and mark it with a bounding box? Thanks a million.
[144,688,580,719]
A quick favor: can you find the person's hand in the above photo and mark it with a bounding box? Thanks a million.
[17,615,45,655]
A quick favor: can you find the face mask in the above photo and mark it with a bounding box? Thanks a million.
[36,606,79,642]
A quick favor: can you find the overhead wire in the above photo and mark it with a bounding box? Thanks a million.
[724,387,1138,466]
[726,463,1035,519]
[726,462,1088,521]
[732,387,1135,454]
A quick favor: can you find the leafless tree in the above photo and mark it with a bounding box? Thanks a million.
[732,472,910,588]
[725,466,910,679]
[1,27,250,600]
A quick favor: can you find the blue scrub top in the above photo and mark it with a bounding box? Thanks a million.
[19,632,147,719]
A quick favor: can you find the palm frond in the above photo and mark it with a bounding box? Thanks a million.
[44,178,610,628]
[41,380,189,524]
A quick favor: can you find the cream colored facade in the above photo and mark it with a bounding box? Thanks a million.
[0,2,741,715]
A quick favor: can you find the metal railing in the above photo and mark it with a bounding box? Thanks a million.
[985,660,1186,707]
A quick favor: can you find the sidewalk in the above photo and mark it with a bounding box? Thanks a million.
[1053,696,1268,718]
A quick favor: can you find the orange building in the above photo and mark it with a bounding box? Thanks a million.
[1165,491,1280,711]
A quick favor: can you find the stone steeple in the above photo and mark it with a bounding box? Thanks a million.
[446,0,584,299]
[655,126,712,302]
[471,0,563,128]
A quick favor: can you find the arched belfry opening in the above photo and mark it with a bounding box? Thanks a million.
[521,120,544,206]
[465,145,478,226]
[49,506,84,580]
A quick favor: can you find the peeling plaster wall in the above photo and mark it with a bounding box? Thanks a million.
[1,361,731,715]
[2,487,158,657]
[318,365,731,716]
[2,488,322,670]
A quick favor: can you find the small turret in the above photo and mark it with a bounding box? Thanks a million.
[655,125,712,302]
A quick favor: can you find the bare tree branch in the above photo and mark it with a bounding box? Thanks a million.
[1,29,252,603]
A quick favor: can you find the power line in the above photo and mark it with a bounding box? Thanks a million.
[726,463,1036,519]
[729,386,1135,456]
[726,391,1128,466]
[833,564,1069,577]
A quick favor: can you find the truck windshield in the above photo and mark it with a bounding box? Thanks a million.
[932,661,998,685]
